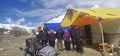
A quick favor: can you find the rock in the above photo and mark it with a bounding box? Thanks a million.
[3,40,7,42]
[7,40,10,43]
[0,48,4,51]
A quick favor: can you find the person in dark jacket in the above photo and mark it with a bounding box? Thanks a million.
[56,25,64,50]
[41,26,49,47]
[48,29,56,48]
[75,26,84,54]
[70,25,76,50]
[63,30,71,50]
[35,27,42,43]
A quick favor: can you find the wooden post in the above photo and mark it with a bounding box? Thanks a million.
[98,17,107,56]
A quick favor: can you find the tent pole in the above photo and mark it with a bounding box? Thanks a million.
[99,20,107,56]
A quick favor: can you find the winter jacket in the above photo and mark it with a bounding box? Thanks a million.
[49,33,56,42]
[63,32,70,42]
[41,30,49,41]
[56,29,63,39]
[75,28,83,40]
[70,29,76,40]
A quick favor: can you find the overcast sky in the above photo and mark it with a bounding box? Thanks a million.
[0,0,120,27]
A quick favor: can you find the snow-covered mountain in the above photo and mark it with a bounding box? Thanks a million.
[46,12,66,23]
[0,23,34,31]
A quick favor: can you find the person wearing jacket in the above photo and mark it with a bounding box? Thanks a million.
[56,25,64,50]
[75,26,84,54]
[41,26,49,47]
[70,25,76,50]
[35,27,43,44]
[63,30,71,50]
[48,29,56,48]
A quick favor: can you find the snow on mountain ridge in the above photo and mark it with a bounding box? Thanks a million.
[0,23,34,31]
[46,12,66,23]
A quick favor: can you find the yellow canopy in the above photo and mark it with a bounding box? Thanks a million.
[60,9,80,27]
[61,8,120,27]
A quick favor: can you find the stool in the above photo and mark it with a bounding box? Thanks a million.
[99,43,108,52]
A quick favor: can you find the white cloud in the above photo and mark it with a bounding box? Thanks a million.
[15,0,120,19]
[31,0,120,8]
[5,17,14,24]
[13,0,120,28]
[16,18,25,25]
[13,8,65,20]
[27,22,34,27]
[28,0,119,8]
[26,22,44,28]
[3,17,34,30]
[34,22,44,27]
[0,23,34,30]
[46,12,66,23]
[20,0,28,2]
[92,4,100,8]
[104,0,120,8]
[5,17,25,25]
[28,22,32,25]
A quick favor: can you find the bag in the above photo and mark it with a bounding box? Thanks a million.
[38,45,57,56]
[25,38,41,53]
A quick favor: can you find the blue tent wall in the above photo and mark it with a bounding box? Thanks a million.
[45,23,69,32]
[61,27,70,32]
[45,23,60,31]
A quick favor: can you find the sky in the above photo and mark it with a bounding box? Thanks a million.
[0,0,120,28]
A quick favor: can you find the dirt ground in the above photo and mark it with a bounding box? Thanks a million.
[0,35,102,56]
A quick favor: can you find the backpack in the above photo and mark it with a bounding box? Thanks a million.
[25,38,42,53]
[38,45,57,56]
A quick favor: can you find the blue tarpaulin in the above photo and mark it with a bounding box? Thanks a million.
[44,12,69,32]
[45,23,69,32]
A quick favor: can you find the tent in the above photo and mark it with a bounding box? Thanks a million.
[61,8,120,27]
[61,8,120,56]
[45,12,69,31]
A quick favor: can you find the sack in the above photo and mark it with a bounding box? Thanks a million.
[38,45,57,56]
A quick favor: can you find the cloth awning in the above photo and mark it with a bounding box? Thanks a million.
[61,8,120,27]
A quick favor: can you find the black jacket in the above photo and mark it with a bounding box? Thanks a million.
[70,28,76,40]
[56,29,63,39]
[75,28,83,40]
